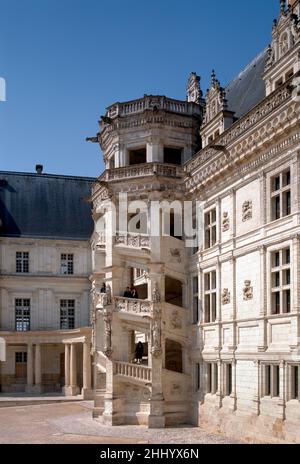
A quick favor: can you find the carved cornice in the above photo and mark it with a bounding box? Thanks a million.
[185,77,295,177]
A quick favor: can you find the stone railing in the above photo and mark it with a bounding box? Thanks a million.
[96,231,106,248]
[101,163,183,182]
[114,233,150,249]
[106,96,201,119]
[114,361,152,383]
[114,296,152,315]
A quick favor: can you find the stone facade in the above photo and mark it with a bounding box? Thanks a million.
[1,0,300,444]
[88,0,300,442]
[0,173,94,398]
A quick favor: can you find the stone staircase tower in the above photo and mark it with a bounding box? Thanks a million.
[89,89,203,427]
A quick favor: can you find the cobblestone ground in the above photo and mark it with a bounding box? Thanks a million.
[0,401,243,444]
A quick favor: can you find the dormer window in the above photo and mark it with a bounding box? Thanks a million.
[279,32,289,57]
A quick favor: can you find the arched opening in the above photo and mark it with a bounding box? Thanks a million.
[165,276,183,307]
[165,339,182,373]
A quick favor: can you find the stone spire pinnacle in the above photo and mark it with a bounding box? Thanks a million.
[280,0,286,14]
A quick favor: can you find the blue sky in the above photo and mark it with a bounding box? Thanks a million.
[0,0,279,178]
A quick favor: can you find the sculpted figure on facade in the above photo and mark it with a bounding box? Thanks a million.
[242,200,252,222]
[222,212,230,232]
[151,319,162,357]
[103,313,112,358]
[152,282,160,302]
[222,288,231,305]
[243,280,253,301]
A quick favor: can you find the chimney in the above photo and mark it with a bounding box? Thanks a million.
[35,164,43,174]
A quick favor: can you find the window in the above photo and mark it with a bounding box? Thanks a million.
[204,209,217,249]
[15,352,27,363]
[128,147,146,165]
[263,364,280,398]
[207,362,218,394]
[60,300,75,330]
[61,254,74,275]
[16,252,29,273]
[192,276,199,324]
[271,248,291,314]
[204,271,217,323]
[291,365,300,400]
[224,363,232,397]
[15,299,30,331]
[163,147,182,165]
[271,169,291,221]
[196,363,200,391]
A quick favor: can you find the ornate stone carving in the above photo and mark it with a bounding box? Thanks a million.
[152,282,160,302]
[151,318,162,358]
[243,280,253,301]
[170,310,182,329]
[222,288,231,305]
[170,248,181,262]
[222,212,230,232]
[187,72,203,105]
[106,284,112,305]
[103,313,112,358]
[242,201,252,222]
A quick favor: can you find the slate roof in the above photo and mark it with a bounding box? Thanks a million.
[0,171,95,240]
[225,48,268,120]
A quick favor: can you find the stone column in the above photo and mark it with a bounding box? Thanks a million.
[65,344,70,386]
[230,359,237,411]
[25,343,34,393]
[82,340,92,399]
[69,343,79,396]
[34,344,42,392]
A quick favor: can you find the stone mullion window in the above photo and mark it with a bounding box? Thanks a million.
[223,363,233,397]
[271,169,291,221]
[16,251,29,273]
[289,364,300,401]
[271,247,291,315]
[61,254,74,275]
[15,298,31,332]
[60,299,75,329]
[192,275,199,324]
[262,364,280,398]
[204,271,217,323]
[206,362,218,395]
[204,208,217,249]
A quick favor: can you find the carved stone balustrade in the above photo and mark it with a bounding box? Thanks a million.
[114,233,150,249]
[114,361,152,383]
[114,296,152,316]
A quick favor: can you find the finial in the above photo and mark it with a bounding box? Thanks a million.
[280,0,285,15]
[211,69,216,86]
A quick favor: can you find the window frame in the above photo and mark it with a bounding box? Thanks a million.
[16,251,29,274]
[60,299,75,330]
[15,298,31,332]
[203,270,217,323]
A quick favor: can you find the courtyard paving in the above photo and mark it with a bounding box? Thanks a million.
[0,400,244,444]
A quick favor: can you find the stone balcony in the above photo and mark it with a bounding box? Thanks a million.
[114,233,150,250]
[99,162,183,183]
[114,296,152,316]
[105,95,201,120]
